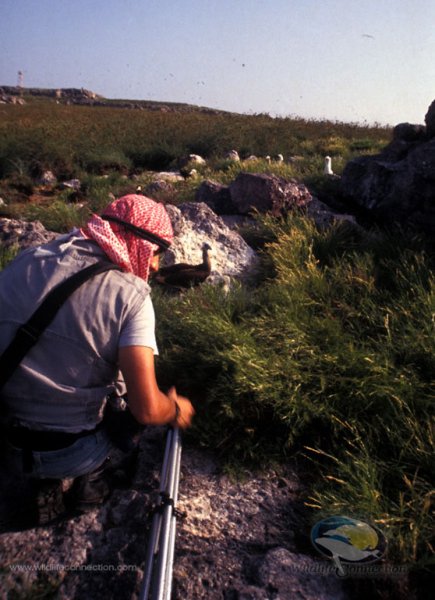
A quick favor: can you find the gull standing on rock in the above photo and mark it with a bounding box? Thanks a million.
[324,156,341,179]
[324,156,334,175]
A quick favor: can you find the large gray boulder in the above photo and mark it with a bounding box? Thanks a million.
[163,202,258,282]
[0,218,59,250]
[341,101,435,233]
[229,172,313,216]
[195,174,357,230]
[195,179,236,214]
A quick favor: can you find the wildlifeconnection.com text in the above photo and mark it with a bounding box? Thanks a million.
[7,562,410,578]
[8,563,139,572]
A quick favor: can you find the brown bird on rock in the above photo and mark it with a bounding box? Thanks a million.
[154,243,212,288]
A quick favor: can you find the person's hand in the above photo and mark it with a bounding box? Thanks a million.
[119,346,194,427]
[167,386,195,429]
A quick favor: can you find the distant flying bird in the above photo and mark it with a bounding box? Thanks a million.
[362,33,375,39]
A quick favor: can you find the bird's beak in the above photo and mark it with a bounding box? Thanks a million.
[149,254,161,274]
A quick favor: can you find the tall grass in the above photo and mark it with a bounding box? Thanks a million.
[153,216,434,565]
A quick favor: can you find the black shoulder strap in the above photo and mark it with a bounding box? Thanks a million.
[0,261,121,390]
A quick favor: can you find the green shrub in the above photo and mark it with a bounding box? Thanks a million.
[80,149,132,174]
[126,145,180,171]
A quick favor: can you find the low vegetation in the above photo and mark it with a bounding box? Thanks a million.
[153,216,434,568]
[0,98,433,570]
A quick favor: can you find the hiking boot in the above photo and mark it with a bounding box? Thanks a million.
[106,446,140,488]
[35,479,66,526]
[66,459,112,513]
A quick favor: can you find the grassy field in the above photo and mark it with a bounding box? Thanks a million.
[0,99,389,228]
[0,99,388,176]
[0,99,433,574]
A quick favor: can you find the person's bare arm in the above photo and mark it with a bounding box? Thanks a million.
[118,345,194,428]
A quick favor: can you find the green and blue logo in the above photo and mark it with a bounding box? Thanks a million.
[311,516,387,576]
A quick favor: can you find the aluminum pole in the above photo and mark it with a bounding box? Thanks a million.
[152,428,181,600]
[140,428,182,600]
[163,432,182,600]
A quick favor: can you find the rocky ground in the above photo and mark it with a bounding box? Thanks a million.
[0,428,415,600]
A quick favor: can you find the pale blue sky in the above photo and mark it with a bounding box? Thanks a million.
[1,0,434,125]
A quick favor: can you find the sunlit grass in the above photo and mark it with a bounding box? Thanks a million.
[152,216,434,564]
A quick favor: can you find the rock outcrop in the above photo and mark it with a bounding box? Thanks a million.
[425,98,435,138]
[195,179,235,215]
[196,174,357,228]
[163,202,258,283]
[144,179,177,202]
[229,172,313,216]
[1,427,414,599]
[178,154,206,169]
[0,86,102,101]
[0,218,59,250]
[340,100,435,233]
[0,429,354,600]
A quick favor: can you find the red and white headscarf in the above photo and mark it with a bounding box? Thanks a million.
[82,194,173,282]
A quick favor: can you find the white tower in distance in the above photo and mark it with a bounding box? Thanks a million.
[17,70,24,96]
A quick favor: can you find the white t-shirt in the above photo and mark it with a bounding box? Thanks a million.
[119,292,158,352]
[0,230,158,431]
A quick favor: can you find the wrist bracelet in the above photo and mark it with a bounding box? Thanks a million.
[171,400,180,425]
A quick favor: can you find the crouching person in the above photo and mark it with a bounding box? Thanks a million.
[0,194,194,526]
